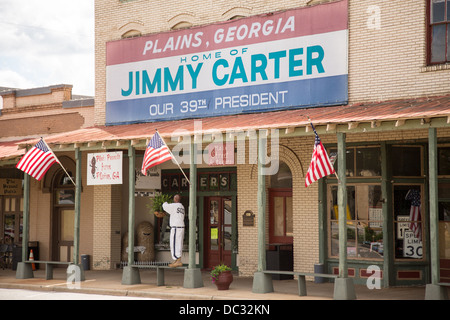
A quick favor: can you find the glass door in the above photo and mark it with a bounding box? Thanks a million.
[204,197,232,269]
[52,169,75,262]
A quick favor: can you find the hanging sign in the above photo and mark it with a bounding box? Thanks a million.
[105,0,348,125]
[87,152,123,185]
[403,230,423,259]
[135,165,161,190]
[396,215,410,240]
[0,179,22,196]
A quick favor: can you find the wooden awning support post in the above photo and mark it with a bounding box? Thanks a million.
[337,132,348,279]
[333,132,356,300]
[16,171,33,279]
[183,135,203,288]
[122,145,141,284]
[252,129,274,293]
[69,147,85,281]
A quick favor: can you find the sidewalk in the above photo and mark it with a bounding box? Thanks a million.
[0,267,431,300]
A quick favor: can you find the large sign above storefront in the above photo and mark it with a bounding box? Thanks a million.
[105,0,348,125]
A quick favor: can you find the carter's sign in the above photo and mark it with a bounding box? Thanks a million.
[106,0,348,125]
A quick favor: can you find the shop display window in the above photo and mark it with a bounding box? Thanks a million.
[328,184,383,259]
[393,185,424,260]
[392,146,423,177]
[1,197,23,244]
[329,146,381,177]
[438,146,450,176]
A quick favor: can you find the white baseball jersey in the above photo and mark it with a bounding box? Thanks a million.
[162,202,185,227]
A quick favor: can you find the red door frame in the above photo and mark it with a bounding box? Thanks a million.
[269,188,293,244]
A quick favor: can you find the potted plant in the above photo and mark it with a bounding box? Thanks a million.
[149,193,172,218]
[210,264,233,290]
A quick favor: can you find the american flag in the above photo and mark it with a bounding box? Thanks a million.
[305,123,335,187]
[16,138,59,181]
[141,131,172,175]
[406,189,422,240]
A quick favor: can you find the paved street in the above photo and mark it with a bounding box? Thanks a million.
[0,288,158,300]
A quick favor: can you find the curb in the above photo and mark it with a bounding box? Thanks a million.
[0,282,254,300]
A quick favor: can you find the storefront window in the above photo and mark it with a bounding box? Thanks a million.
[329,146,380,177]
[356,148,381,177]
[1,197,23,244]
[438,182,450,282]
[393,185,424,259]
[329,184,383,259]
[392,146,423,177]
[4,215,15,242]
[438,146,450,176]
[439,202,450,262]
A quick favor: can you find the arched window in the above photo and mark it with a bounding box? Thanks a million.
[171,21,193,30]
[121,29,142,38]
[270,162,293,188]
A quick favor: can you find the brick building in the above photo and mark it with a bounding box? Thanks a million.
[0,84,94,264]
[6,0,450,298]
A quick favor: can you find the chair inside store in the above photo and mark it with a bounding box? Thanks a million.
[0,240,12,270]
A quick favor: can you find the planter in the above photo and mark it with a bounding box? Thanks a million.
[214,270,233,290]
[154,211,165,218]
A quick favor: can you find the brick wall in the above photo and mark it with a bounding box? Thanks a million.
[0,113,86,138]
[2,85,72,110]
[29,179,51,260]
[93,184,122,270]
[349,0,450,102]
[0,85,95,139]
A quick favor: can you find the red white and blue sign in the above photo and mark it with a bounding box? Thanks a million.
[106,0,348,125]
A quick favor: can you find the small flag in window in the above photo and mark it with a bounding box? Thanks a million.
[406,189,422,241]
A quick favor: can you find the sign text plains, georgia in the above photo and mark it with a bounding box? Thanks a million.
[106,1,348,124]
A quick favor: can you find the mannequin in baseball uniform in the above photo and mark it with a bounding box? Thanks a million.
[162,194,185,268]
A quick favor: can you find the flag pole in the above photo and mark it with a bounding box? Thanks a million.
[42,138,76,187]
[156,130,191,185]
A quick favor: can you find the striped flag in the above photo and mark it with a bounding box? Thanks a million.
[305,123,335,187]
[406,189,422,241]
[141,131,172,175]
[16,138,59,181]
